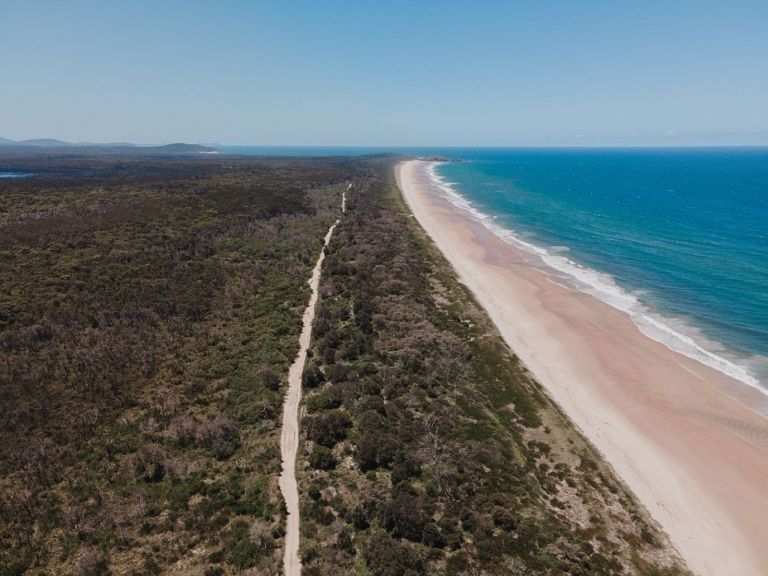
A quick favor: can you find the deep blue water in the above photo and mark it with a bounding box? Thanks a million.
[434,149,768,391]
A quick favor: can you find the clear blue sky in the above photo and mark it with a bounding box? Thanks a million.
[1,0,767,146]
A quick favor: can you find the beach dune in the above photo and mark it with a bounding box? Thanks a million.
[397,160,768,576]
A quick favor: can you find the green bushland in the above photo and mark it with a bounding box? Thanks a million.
[0,154,349,575]
[0,152,689,576]
[296,158,690,575]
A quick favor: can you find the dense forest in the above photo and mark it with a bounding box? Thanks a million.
[0,153,349,575]
[0,152,687,575]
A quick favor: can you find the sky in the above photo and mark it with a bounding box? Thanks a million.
[1,0,767,146]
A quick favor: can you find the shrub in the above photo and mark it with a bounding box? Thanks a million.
[196,415,240,460]
[305,386,342,413]
[391,454,422,485]
[492,507,518,532]
[258,365,281,391]
[385,493,427,542]
[302,361,325,389]
[421,523,445,549]
[363,532,424,576]
[337,528,355,553]
[133,445,167,483]
[356,432,378,471]
[169,414,197,447]
[358,395,385,415]
[226,519,261,569]
[326,363,350,382]
[309,446,337,470]
[376,434,399,468]
[75,546,109,576]
[359,409,385,431]
[306,410,350,447]
[352,504,370,530]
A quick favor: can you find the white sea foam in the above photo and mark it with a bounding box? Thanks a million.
[425,162,767,396]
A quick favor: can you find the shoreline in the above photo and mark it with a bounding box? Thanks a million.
[424,163,767,402]
[397,160,768,576]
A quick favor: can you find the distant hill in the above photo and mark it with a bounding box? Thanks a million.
[0,137,216,155]
[152,143,217,154]
[0,137,75,147]
[14,138,72,147]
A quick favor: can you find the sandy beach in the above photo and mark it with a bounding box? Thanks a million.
[397,160,768,576]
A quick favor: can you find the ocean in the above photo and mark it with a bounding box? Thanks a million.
[431,148,768,395]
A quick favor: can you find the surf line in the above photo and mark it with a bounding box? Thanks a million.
[279,182,349,576]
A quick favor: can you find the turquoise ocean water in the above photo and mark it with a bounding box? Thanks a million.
[219,146,768,396]
[433,148,768,395]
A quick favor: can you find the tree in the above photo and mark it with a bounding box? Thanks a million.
[258,365,281,390]
[385,493,427,542]
[196,415,240,460]
[309,446,337,470]
[363,532,424,576]
[306,410,350,447]
[302,361,325,389]
[76,546,109,576]
[356,432,378,471]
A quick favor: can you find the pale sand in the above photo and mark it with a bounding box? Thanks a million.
[397,160,768,576]
[279,184,348,575]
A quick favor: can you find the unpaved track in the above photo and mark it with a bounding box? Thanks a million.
[397,160,768,576]
[279,183,348,576]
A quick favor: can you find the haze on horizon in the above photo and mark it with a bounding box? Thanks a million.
[1,0,767,147]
